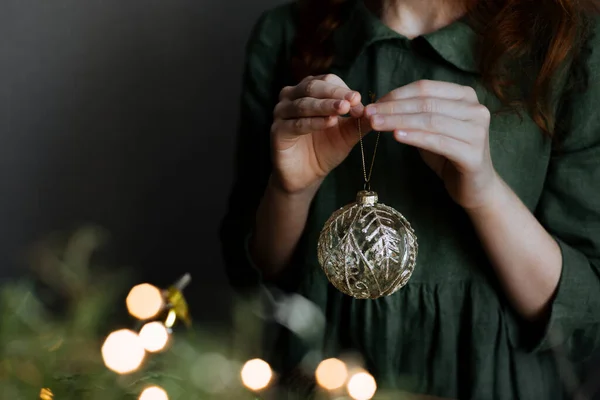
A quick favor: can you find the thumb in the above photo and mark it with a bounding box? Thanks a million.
[349,102,365,118]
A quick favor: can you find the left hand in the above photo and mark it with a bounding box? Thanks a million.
[365,80,500,210]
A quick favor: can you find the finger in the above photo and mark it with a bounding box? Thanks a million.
[292,74,349,93]
[378,80,479,103]
[349,103,365,118]
[299,75,315,83]
[294,79,361,103]
[393,130,472,165]
[317,74,366,112]
[273,116,338,138]
[370,113,481,143]
[277,74,317,100]
[365,98,489,122]
[275,98,352,119]
[314,73,349,88]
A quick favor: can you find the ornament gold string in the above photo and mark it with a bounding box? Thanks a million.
[357,111,380,192]
[316,95,418,299]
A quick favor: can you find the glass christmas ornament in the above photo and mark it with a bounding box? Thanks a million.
[317,190,418,299]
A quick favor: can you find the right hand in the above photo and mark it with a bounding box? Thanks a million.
[270,74,367,194]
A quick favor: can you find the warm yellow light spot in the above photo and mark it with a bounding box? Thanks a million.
[138,322,170,353]
[101,329,146,374]
[126,283,164,320]
[39,388,53,399]
[139,386,169,400]
[347,371,377,400]
[164,309,177,328]
[241,358,272,391]
[315,358,348,390]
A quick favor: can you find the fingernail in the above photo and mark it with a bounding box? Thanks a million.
[372,115,384,127]
[395,130,408,138]
[345,92,357,101]
[334,100,343,109]
[365,106,376,116]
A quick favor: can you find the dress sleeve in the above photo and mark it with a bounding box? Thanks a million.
[530,26,600,357]
[219,9,298,296]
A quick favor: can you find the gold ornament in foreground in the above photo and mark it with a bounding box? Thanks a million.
[317,190,418,299]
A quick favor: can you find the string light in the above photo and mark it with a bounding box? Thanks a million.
[315,358,348,390]
[241,358,272,391]
[139,386,169,400]
[165,273,192,327]
[39,388,53,399]
[101,329,146,374]
[347,371,377,400]
[165,309,177,329]
[126,284,164,320]
[100,274,191,380]
[139,321,170,353]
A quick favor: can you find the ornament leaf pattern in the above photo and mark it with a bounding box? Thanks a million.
[350,230,382,297]
[317,194,418,300]
[361,206,402,281]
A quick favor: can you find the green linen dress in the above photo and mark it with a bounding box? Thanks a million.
[220,1,600,398]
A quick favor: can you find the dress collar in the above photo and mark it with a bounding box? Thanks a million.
[332,0,479,74]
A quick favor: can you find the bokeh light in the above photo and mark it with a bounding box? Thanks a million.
[316,358,348,390]
[39,388,53,400]
[126,283,164,320]
[101,329,146,374]
[347,371,377,400]
[139,386,169,400]
[139,321,170,353]
[241,358,272,391]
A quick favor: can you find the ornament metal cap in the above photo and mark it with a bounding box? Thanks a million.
[356,190,378,205]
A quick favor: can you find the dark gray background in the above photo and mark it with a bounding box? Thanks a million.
[0,0,283,324]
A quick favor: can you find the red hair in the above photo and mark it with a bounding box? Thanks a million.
[291,0,600,136]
